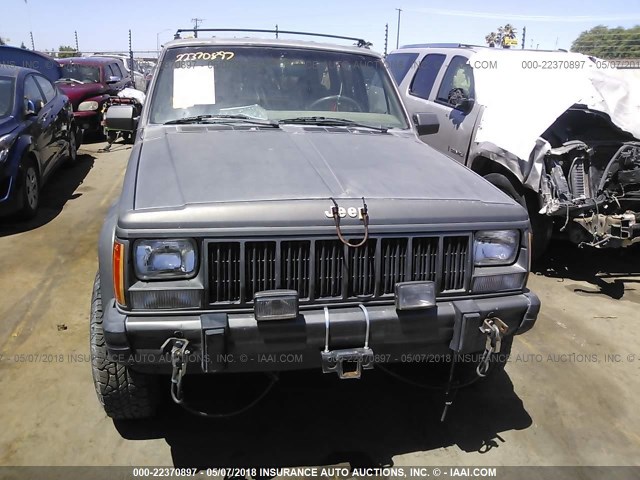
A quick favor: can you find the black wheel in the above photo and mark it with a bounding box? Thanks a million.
[483,173,551,261]
[90,273,158,419]
[17,157,40,220]
[64,124,78,166]
[75,126,84,149]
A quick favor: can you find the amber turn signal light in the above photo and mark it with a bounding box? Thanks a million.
[113,241,126,306]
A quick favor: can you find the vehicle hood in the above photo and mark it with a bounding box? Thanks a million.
[124,126,527,230]
[0,116,19,135]
[55,82,106,109]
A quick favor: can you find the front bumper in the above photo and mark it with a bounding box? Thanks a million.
[73,110,101,132]
[0,174,20,216]
[104,291,540,374]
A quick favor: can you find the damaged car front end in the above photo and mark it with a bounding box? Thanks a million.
[540,107,640,247]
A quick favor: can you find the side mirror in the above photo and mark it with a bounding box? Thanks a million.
[24,99,43,116]
[106,76,122,84]
[413,113,440,136]
[454,98,475,115]
[104,104,137,132]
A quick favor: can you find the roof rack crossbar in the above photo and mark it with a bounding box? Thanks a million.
[173,28,371,47]
[400,43,485,49]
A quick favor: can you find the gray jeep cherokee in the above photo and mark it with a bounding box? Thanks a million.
[92,31,540,419]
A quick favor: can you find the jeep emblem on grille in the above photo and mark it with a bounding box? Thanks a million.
[325,206,360,218]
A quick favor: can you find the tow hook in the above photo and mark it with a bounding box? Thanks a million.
[321,304,375,379]
[161,337,190,403]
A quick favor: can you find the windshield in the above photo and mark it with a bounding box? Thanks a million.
[0,77,15,118]
[149,46,409,129]
[60,64,101,83]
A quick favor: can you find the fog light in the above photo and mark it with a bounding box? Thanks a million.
[395,281,436,310]
[254,290,299,321]
[130,289,202,309]
[472,273,526,293]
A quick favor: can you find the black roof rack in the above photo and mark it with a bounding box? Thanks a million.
[173,28,371,48]
[400,43,571,53]
[401,43,485,49]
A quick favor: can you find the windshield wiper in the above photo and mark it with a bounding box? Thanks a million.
[279,116,388,132]
[164,114,279,127]
[56,78,85,85]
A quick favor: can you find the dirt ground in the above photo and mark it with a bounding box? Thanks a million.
[0,141,639,471]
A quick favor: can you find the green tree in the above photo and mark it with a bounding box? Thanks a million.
[501,24,517,48]
[485,24,518,48]
[0,36,7,46]
[57,45,79,58]
[485,32,498,47]
[571,25,640,59]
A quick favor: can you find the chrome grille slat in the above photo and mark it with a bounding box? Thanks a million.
[207,235,470,305]
[282,241,310,299]
[381,238,407,294]
[315,240,343,298]
[412,237,438,282]
[245,242,276,301]
[347,240,375,297]
[441,236,467,291]
[209,242,240,303]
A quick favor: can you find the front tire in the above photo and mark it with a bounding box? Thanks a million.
[64,124,78,166]
[90,273,158,419]
[17,157,40,220]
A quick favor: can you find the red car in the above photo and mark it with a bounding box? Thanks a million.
[56,57,132,137]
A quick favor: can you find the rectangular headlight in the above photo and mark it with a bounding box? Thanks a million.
[395,281,436,310]
[254,290,299,321]
[474,230,519,266]
[134,239,197,280]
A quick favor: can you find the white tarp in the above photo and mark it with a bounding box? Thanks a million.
[470,50,640,161]
[117,87,146,104]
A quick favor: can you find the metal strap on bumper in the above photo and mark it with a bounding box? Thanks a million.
[160,337,190,403]
[476,317,508,377]
[162,337,278,418]
[321,304,375,379]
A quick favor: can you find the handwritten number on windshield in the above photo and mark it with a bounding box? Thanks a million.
[175,51,235,62]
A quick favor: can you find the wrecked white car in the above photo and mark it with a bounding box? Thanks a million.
[388,44,640,255]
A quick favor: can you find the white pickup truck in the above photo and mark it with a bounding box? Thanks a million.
[388,44,640,257]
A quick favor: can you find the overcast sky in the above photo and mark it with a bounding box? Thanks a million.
[2,0,639,54]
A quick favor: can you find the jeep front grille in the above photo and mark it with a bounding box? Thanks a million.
[207,235,471,306]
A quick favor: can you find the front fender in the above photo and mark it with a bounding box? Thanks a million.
[8,133,41,177]
[98,202,118,308]
[469,139,551,192]
[97,141,141,307]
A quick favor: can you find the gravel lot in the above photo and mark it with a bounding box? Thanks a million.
[0,140,639,470]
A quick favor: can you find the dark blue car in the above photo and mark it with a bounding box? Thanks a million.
[0,64,76,219]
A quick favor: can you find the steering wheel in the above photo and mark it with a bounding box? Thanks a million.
[308,95,363,112]
[447,88,468,107]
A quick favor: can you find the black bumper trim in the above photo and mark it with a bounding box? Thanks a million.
[104,291,540,372]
